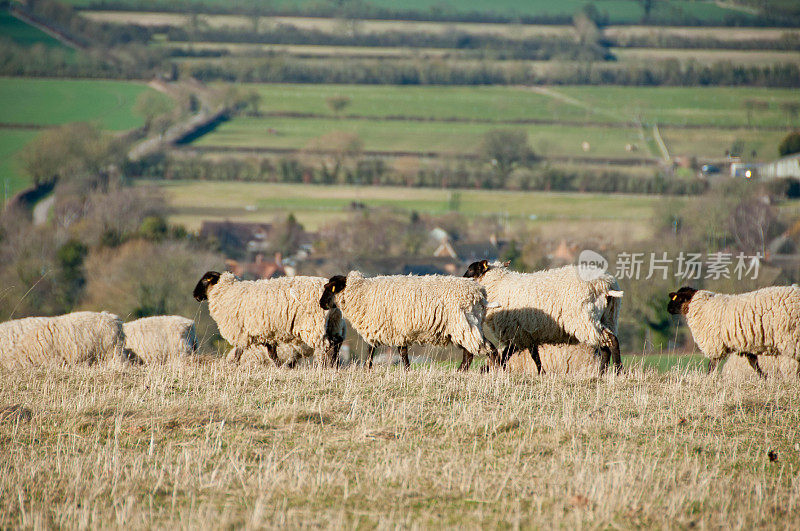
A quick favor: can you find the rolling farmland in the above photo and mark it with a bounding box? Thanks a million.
[184,84,798,162]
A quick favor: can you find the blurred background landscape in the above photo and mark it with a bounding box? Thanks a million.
[2,0,800,369]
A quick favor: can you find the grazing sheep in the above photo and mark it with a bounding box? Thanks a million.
[123,316,197,364]
[0,311,130,369]
[319,271,499,371]
[464,260,623,374]
[668,285,800,377]
[193,271,345,367]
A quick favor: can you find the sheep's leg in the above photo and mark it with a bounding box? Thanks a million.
[707,358,720,374]
[502,343,516,368]
[398,346,410,370]
[458,346,474,372]
[744,352,766,379]
[226,347,243,364]
[367,345,376,369]
[486,340,501,369]
[609,335,622,372]
[325,336,343,368]
[530,344,544,375]
[265,343,281,367]
[599,346,612,374]
[599,329,622,374]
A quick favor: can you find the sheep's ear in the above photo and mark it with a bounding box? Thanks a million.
[502,260,511,267]
[481,259,489,271]
[668,292,677,300]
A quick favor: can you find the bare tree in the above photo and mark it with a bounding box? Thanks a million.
[744,99,769,127]
[326,95,351,117]
[134,91,174,132]
[780,101,800,127]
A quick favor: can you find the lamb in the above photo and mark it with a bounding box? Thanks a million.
[193,271,345,367]
[667,285,800,377]
[463,260,624,374]
[318,271,499,371]
[123,316,197,364]
[0,311,130,369]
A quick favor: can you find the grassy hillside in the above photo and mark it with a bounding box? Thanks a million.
[0,129,40,197]
[0,362,796,527]
[192,117,648,158]
[229,84,800,128]
[155,180,670,239]
[0,10,68,49]
[0,78,169,130]
[189,84,797,160]
[0,78,172,195]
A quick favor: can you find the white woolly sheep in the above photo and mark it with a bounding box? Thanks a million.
[668,285,800,377]
[464,260,623,374]
[0,311,130,369]
[194,271,345,367]
[123,316,197,364]
[319,271,499,371]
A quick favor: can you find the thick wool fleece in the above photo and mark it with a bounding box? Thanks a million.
[684,286,800,362]
[334,271,494,356]
[0,311,126,369]
[123,316,196,364]
[477,264,621,349]
[207,273,342,353]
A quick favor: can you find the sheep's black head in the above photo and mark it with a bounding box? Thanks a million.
[667,286,698,315]
[193,271,221,302]
[320,275,347,310]
[464,260,490,279]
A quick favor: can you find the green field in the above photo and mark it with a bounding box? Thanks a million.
[0,78,172,194]
[0,129,40,197]
[0,78,170,130]
[558,86,800,129]
[153,180,671,241]
[0,10,67,49]
[660,126,786,160]
[194,116,648,159]
[227,84,800,129]
[68,0,749,25]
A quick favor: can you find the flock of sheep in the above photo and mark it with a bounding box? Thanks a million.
[1,259,799,378]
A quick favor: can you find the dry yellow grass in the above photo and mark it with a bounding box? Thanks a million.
[604,25,800,41]
[723,354,800,380]
[1,360,799,527]
[82,11,575,39]
[508,344,600,375]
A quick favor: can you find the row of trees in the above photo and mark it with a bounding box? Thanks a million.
[164,24,608,62]
[181,55,800,87]
[130,152,710,196]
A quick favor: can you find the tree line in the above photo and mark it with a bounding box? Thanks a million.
[180,55,800,88]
